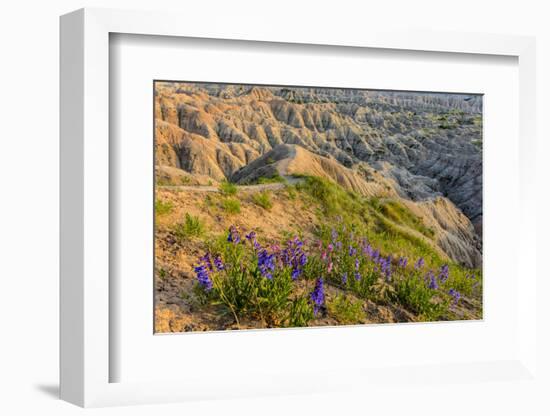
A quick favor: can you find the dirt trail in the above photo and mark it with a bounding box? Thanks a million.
[158,176,302,193]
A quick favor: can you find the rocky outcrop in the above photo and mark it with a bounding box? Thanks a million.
[154,82,483,265]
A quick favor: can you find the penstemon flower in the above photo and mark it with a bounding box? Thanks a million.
[414,257,425,270]
[449,288,461,305]
[199,252,213,271]
[258,248,275,279]
[426,270,438,289]
[438,264,449,283]
[194,263,213,291]
[213,255,224,271]
[310,278,325,316]
[227,225,241,244]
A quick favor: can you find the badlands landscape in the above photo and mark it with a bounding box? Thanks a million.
[154,81,483,332]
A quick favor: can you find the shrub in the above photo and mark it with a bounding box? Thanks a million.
[219,181,237,196]
[327,295,364,324]
[252,191,273,210]
[221,198,241,214]
[173,213,205,240]
[155,199,173,216]
[194,228,314,327]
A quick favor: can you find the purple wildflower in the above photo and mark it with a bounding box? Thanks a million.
[426,270,438,289]
[258,248,275,279]
[362,244,373,258]
[213,255,224,271]
[245,231,261,250]
[227,225,241,244]
[328,243,334,252]
[398,256,408,268]
[449,288,461,305]
[280,237,308,279]
[414,257,425,270]
[380,256,392,281]
[438,264,449,283]
[349,245,357,257]
[354,271,361,281]
[355,258,360,271]
[199,252,213,271]
[335,241,343,251]
[341,272,348,285]
[310,278,325,316]
[194,263,212,291]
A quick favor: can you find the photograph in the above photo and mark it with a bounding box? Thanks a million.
[154,81,483,333]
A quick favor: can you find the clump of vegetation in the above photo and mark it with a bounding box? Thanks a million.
[155,199,173,216]
[327,295,364,324]
[173,213,206,240]
[252,191,273,210]
[256,174,286,184]
[297,176,364,219]
[285,185,297,200]
[219,181,238,196]
[192,222,482,329]
[195,227,315,327]
[378,200,435,238]
[221,198,241,214]
[156,177,172,186]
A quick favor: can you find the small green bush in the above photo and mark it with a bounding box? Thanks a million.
[173,213,206,240]
[219,181,237,196]
[252,191,273,210]
[155,199,173,216]
[221,198,241,214]
[327,295,364,324]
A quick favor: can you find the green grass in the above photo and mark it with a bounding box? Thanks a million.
[377,200,435,238]
[252,191,273,210]
[296,176,444,268]
[173,213,206,240]
[393,274,448,321]
[296,176,365,220]
[256,175,286,184]
[156,177,172,186]
[155,199,173,216]
[327,295,364,324]
[221,198,241,214]
[219,181,238,196]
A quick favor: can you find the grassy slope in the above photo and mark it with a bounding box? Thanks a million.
[154,177,482,332]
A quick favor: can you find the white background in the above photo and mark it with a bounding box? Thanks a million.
[0,1,548,415]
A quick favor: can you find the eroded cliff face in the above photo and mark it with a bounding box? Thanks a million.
[154,82,482,267]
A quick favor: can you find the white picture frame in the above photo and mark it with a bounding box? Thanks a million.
[60,7,538,408]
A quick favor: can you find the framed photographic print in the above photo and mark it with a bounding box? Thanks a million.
[60,7,539,409]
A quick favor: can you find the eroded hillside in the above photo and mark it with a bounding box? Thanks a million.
[154,82,482,267]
